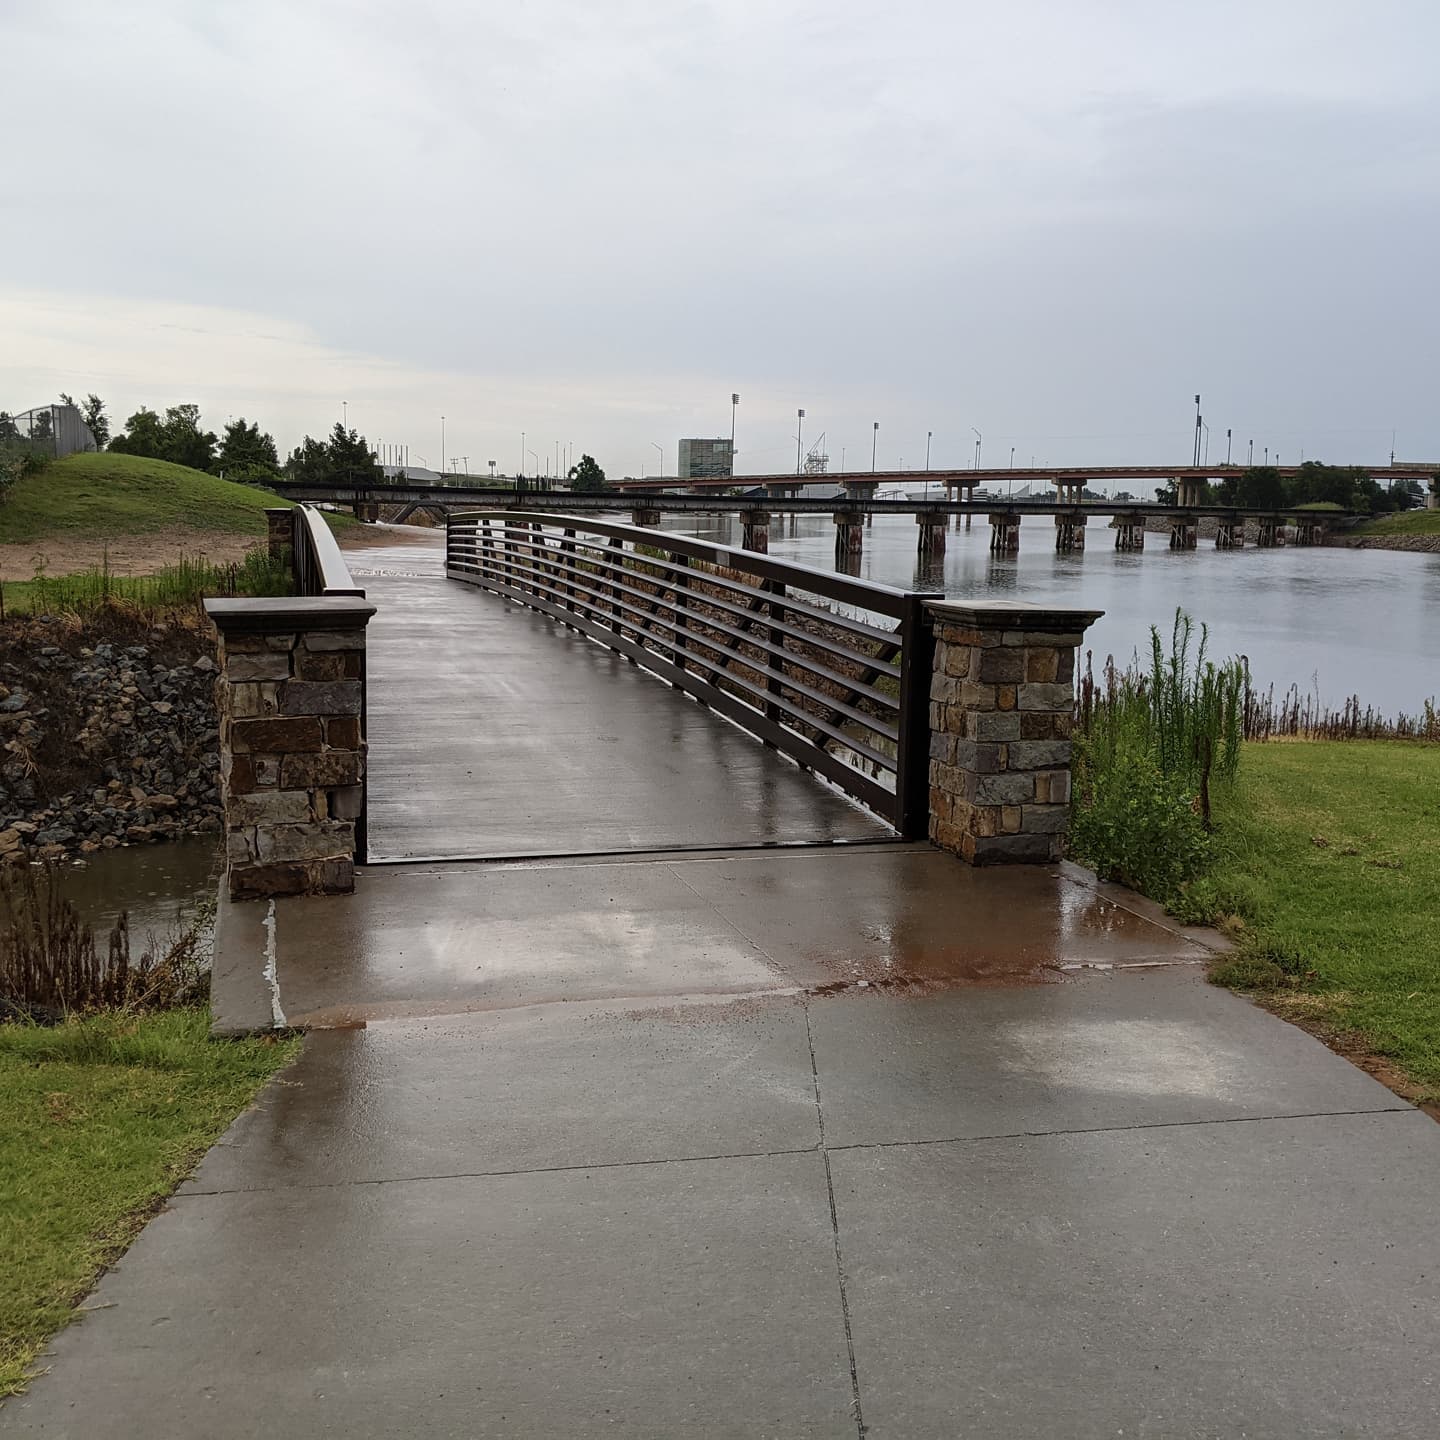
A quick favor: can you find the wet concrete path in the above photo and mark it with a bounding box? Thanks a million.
[8,527,1440,1436]
[350,534,890,861]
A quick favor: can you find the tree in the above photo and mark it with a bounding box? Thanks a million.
[326,423,382,485]
[0,412,18,444]
[57,392,109,449]
[284,435,333,485]
[568,453,607,492]
[216,417,280,484]
[108,406,166,457]
[1391,478,1425,511]
[31,408,53,441]
[1153,480,1177,506]
[108,403,215,468]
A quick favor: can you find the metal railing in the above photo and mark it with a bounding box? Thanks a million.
[294,504,365,597]
[446,511,940,836]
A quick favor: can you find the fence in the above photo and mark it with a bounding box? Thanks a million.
[0,404,96,460]
[446,511,942,836]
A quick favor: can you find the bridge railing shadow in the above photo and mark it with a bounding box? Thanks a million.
[446,511,943,837]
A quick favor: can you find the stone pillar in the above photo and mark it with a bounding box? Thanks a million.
[833,509,864,559]
[989,512,1020,553]
[740,509,771,552]
[204,597,376,901]
[915,512,947,555]
[266,508,295,563]
[1054,511,1087,552]
[630,506,662,529]
[1169,515,1198,550]
[926,601,1102,864]
[1114,518,1145,551]
[1215,517,1245,549]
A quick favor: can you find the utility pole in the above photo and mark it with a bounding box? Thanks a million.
[441,415,446,476]
[1192,394,1201,467]
[796,409,805,475]
[971,427,982,469]
[872,421,879,473]
[1248,438,1253,466]
[925,430,932,470]
[731,393,739,472]
[1226,428,1232,465]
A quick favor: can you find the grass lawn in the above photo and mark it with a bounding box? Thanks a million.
[1352,508,1440,536]
[1203,741,1440,1097]
[0,1010,298,1395]
[0,453,281,544]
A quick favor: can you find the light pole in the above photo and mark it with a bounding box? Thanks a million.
[652,441,663,479]
[971,427,982,469]
[441,415,446,476]
[1202,423,1210,466]
[520,431,525,481]
[1010,446,1015,468]
[342,400,348,431]
[796,409,805,475]
[1248,439,1254,466]
[872,421,879,473]
[1192,394,1201,467]
[925,430,932,471]
[731,392,739,471]
[1226,428,1233,465]
[527,449,539,480]
[489,460,496,481]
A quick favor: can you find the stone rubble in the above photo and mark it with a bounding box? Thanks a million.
[0,628,223,864]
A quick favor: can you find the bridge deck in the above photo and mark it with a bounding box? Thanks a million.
[350,533,892,860]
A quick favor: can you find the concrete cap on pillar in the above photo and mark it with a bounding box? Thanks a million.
[925,600,1105,630]
[204,596,377,635]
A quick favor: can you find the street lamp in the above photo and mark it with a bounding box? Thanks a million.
[1192,394,1201,467]
[652,441,663,479]
[488,460,496,481]
[441,415,446,477]
[971,427,982,469]
[1010,446,1015,468]
[520,431,525,481]
[1226,428,1233,466]
[796,409,805,475]
[528,449,538,479]
[872,421,879,473]
[925,430,932,471]
[731,392,739,470]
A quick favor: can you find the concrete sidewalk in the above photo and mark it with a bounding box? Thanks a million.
[7,847,1439,1438]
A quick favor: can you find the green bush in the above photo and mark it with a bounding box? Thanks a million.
[1070,745,1210,903]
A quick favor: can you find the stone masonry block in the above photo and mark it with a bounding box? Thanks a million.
[1024,648,1059,683]
[969,833,1059,864]
[959,681,998,712]
[1022,804,1071,835]
[929,731,957,764]
[1034,770,1072,805]
[226,653,294,683]
[1007,740,1073,769]
[952,740,1004,774]
[230,682,281,719]
[1001,805,1023,834]
[941,646,971,678]
[255,820,355,864]
[303,630,366,651]
[325,716,363,750]
[1020,711,1072,740]
[280,681,363,716]
[931,676,967,707]
[230,717,324,754]
[972,711,1022,742]
[327,785,365,821]
[225,829,256,863]
[996,685,1016,711]
[264,634,297,651]
[973,772,1035,806]
[977,647,1024,683]
[294,650,363,682]
[226,790,314,826]
[1016,683,1076,712]
[280,750,364,789]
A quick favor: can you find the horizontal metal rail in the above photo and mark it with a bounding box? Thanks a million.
[446,511,940,835]
[294,504,365,597]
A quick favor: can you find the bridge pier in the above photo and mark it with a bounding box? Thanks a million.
[1054,511,1087,553]
[741,508,771,553]
[988,512,1020,554]
[630,506,663,530]
[1175,478,1206,508]
[1169,514,1199,550]
[844,480,880,504]
[1052,478,1086,506]
[766,482,804,502]
[350,501,380,522]
[1215,517,1245,549]
[1256,515,1284,548]
[927,600,1103,863]
[833,509,864,560]
[1114,518,1145,551]
[1293,518,1328,546]
[915,512,946,556]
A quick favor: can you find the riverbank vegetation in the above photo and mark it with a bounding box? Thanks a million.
[1351,507,1440,537]
[1070,612,1440,1100]
[0,867,298,1395]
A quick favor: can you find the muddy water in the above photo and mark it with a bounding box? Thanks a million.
[51,835,219,940]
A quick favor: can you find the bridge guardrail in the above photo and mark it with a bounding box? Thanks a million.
[294,504,366,597]
[446,511,942,837]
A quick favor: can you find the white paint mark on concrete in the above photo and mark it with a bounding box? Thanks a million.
[262,900,287,1029]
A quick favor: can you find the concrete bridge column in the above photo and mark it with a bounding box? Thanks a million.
[1114,518,1146,551]
[926,600,1102,864]
[989,512,1020,554]
[915,512,947,556]
[630,506,663,530]
[844,480,879,504]
[1215,516,1245,549]
[265,508,295,562]
[1293,518,1328,546]
[766,483,803,502]
[741,509,771,552]
[1054,511,1087,553]
[833,509,864,560]
[1175,478,1205,508]
[205,596,375,901]
[1169,514,1199,550]
[1428,477,1439,510]
[1053,479,1085,506]
[1256,515,1284,548]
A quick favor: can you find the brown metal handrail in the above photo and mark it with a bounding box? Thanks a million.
[294,504,365,597]
[446,511,940,836]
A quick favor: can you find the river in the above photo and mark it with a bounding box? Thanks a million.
[653,512,1440,716]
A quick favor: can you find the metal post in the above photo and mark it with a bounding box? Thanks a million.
[872,421,879,472]
[766,580,787,732]
[671,551,690,682]
[894,595,936,839]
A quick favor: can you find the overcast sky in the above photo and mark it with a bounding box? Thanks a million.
[4,0,1438,478]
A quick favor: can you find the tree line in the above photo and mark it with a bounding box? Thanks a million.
[1156,462,1426,513]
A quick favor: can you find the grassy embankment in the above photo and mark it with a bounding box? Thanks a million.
[0,1012,298,1394]
[1198,742,1440,1097]
[0,452,351,612]
[1351,508,1440,537]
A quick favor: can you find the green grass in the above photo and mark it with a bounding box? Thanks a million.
[0,1010,299,1394]
[1352,508,1440,536]
[1199,741,1440,1095]
[0,453,285,545]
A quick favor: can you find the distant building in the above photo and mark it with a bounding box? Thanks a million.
[677,437,734,480]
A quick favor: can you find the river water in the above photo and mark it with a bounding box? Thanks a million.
[654,512,1440,716]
